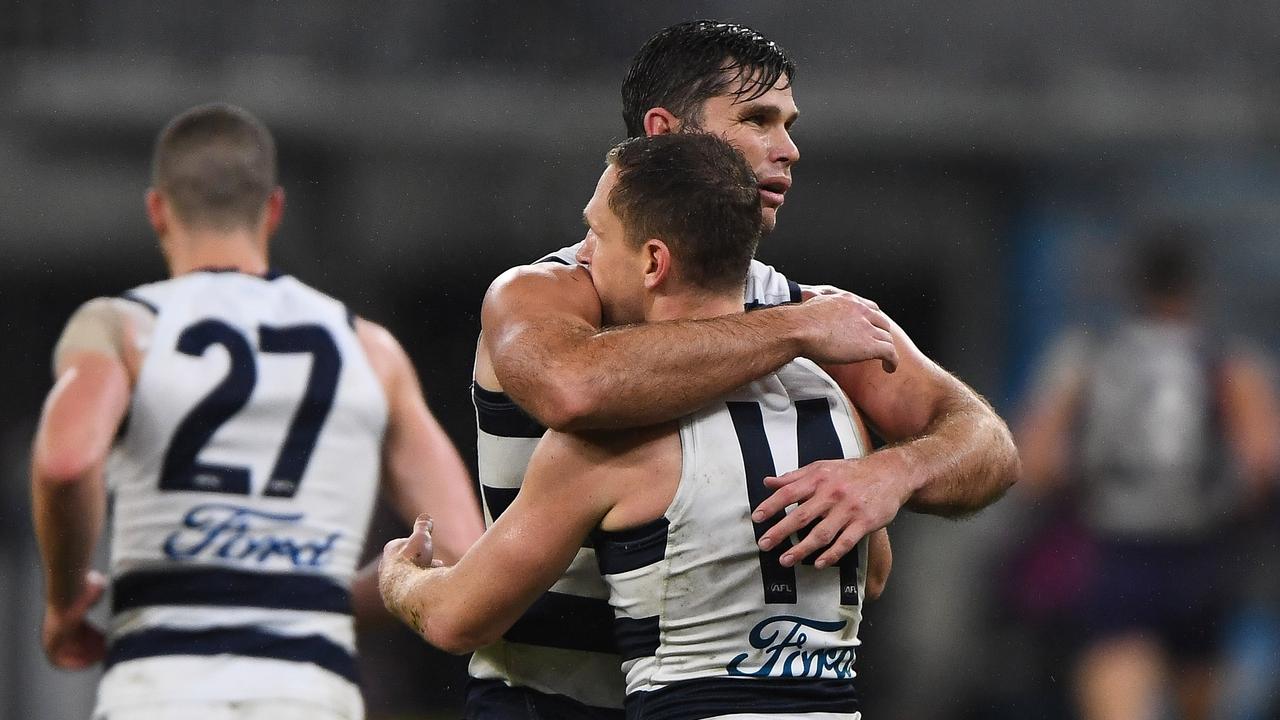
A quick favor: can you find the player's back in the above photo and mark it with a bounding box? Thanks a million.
[99,269,387,718]
[1077,318,1233,539]
[593,359,868,720]
[468,245,802,717]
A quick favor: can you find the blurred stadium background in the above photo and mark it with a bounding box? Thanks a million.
[4,2,1280,719]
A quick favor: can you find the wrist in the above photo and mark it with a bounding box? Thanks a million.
[764,304,811,359]
[875,443,928,503]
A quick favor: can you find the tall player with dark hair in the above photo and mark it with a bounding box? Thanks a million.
[464,19,1018,720]
[387,131,882,720]
[31,103,483,720]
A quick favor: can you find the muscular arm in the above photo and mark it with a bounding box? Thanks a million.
[755,304,1020,567]
[480,264,897,431]
[350,319,485,624]
[33,351,129,612]
[834,328,1019,516]
[379,428,629,654]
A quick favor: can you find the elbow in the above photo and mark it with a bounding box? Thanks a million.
[424,616,499,656]
[531,379,601,432]
[865,573,888,603]
[33,447,98,488]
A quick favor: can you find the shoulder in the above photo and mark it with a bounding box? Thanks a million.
[533,423,680,497]
[55,296,158,374]
[483,262,599,325]
[353,317,412,389]
[487,261,593,297]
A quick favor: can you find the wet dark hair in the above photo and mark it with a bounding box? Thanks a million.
[622,20,796,138]
[152,103,277,230]
[606,133,762,293]
[1130,223,1201,299]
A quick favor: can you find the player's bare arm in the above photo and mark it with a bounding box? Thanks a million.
[479,263,899,432]
[755,290,1020,568]
[378,425,662,654]
[32,299,138,669]
[1210,351,1280,504]
[349,318,485,624]
[865,528,891,602]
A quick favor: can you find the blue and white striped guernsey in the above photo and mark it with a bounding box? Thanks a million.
[468,244,802,717]
[595,358,869,720]
[97,270,386,719]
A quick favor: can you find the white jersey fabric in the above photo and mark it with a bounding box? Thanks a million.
[594,358,867,720]
[469,245,802,715]
[95,269,387,719]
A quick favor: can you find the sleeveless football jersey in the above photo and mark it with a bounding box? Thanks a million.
[468,245,802,714]
[96,270,387,719]
[594,358,868,720]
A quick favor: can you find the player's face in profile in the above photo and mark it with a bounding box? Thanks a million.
[576,165,644,326]
[695,74,799,233]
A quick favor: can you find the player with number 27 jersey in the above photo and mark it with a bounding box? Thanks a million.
[98,269,384,717]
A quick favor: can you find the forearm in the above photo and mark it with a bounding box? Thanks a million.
[379,559,488,654]
[351,559,395,629]
[893,397,1019,516]
[865,528,891,601]
[32,471,105,610]
[504,305,805,431]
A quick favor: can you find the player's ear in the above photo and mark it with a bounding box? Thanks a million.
[643,108,680,137]
[642,238,671,290]
[145,188,168,237]
[263,187,286,236]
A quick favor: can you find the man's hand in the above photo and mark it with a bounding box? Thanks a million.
[794,287,898,372]
[751,452,914,568]
[42,569,107,670]
[382,514,440,572]
[379,514,444,625]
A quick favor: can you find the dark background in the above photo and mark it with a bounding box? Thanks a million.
[4,2,1280,719]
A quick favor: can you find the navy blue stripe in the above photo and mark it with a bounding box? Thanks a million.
[794,397,860,606]
[473,384,546,439]
[481,484,593,549]
[112,568,351,615]
[465,678,624,719]
[726,401,798,604]
[592,518,669,575]
[626,677,858,720]
[614,615,659,661]
[481,484,520,521]
[118,291,159,314]
[504,591,618,655]
[106,627,358,684]
[788,280,803,304]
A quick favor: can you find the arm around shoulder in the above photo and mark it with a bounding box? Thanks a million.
[830,319,1020,517]
[482,264,890,432]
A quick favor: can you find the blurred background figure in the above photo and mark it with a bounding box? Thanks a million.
[1017,225,1280,720]
[8,3,1280,720]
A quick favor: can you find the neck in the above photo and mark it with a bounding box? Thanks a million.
[163,225,269,278]
[1143,294,1194,322]
[645,288,743,323]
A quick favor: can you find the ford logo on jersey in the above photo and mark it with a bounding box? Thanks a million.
[163,503,341,567]
[726,615,856,679]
